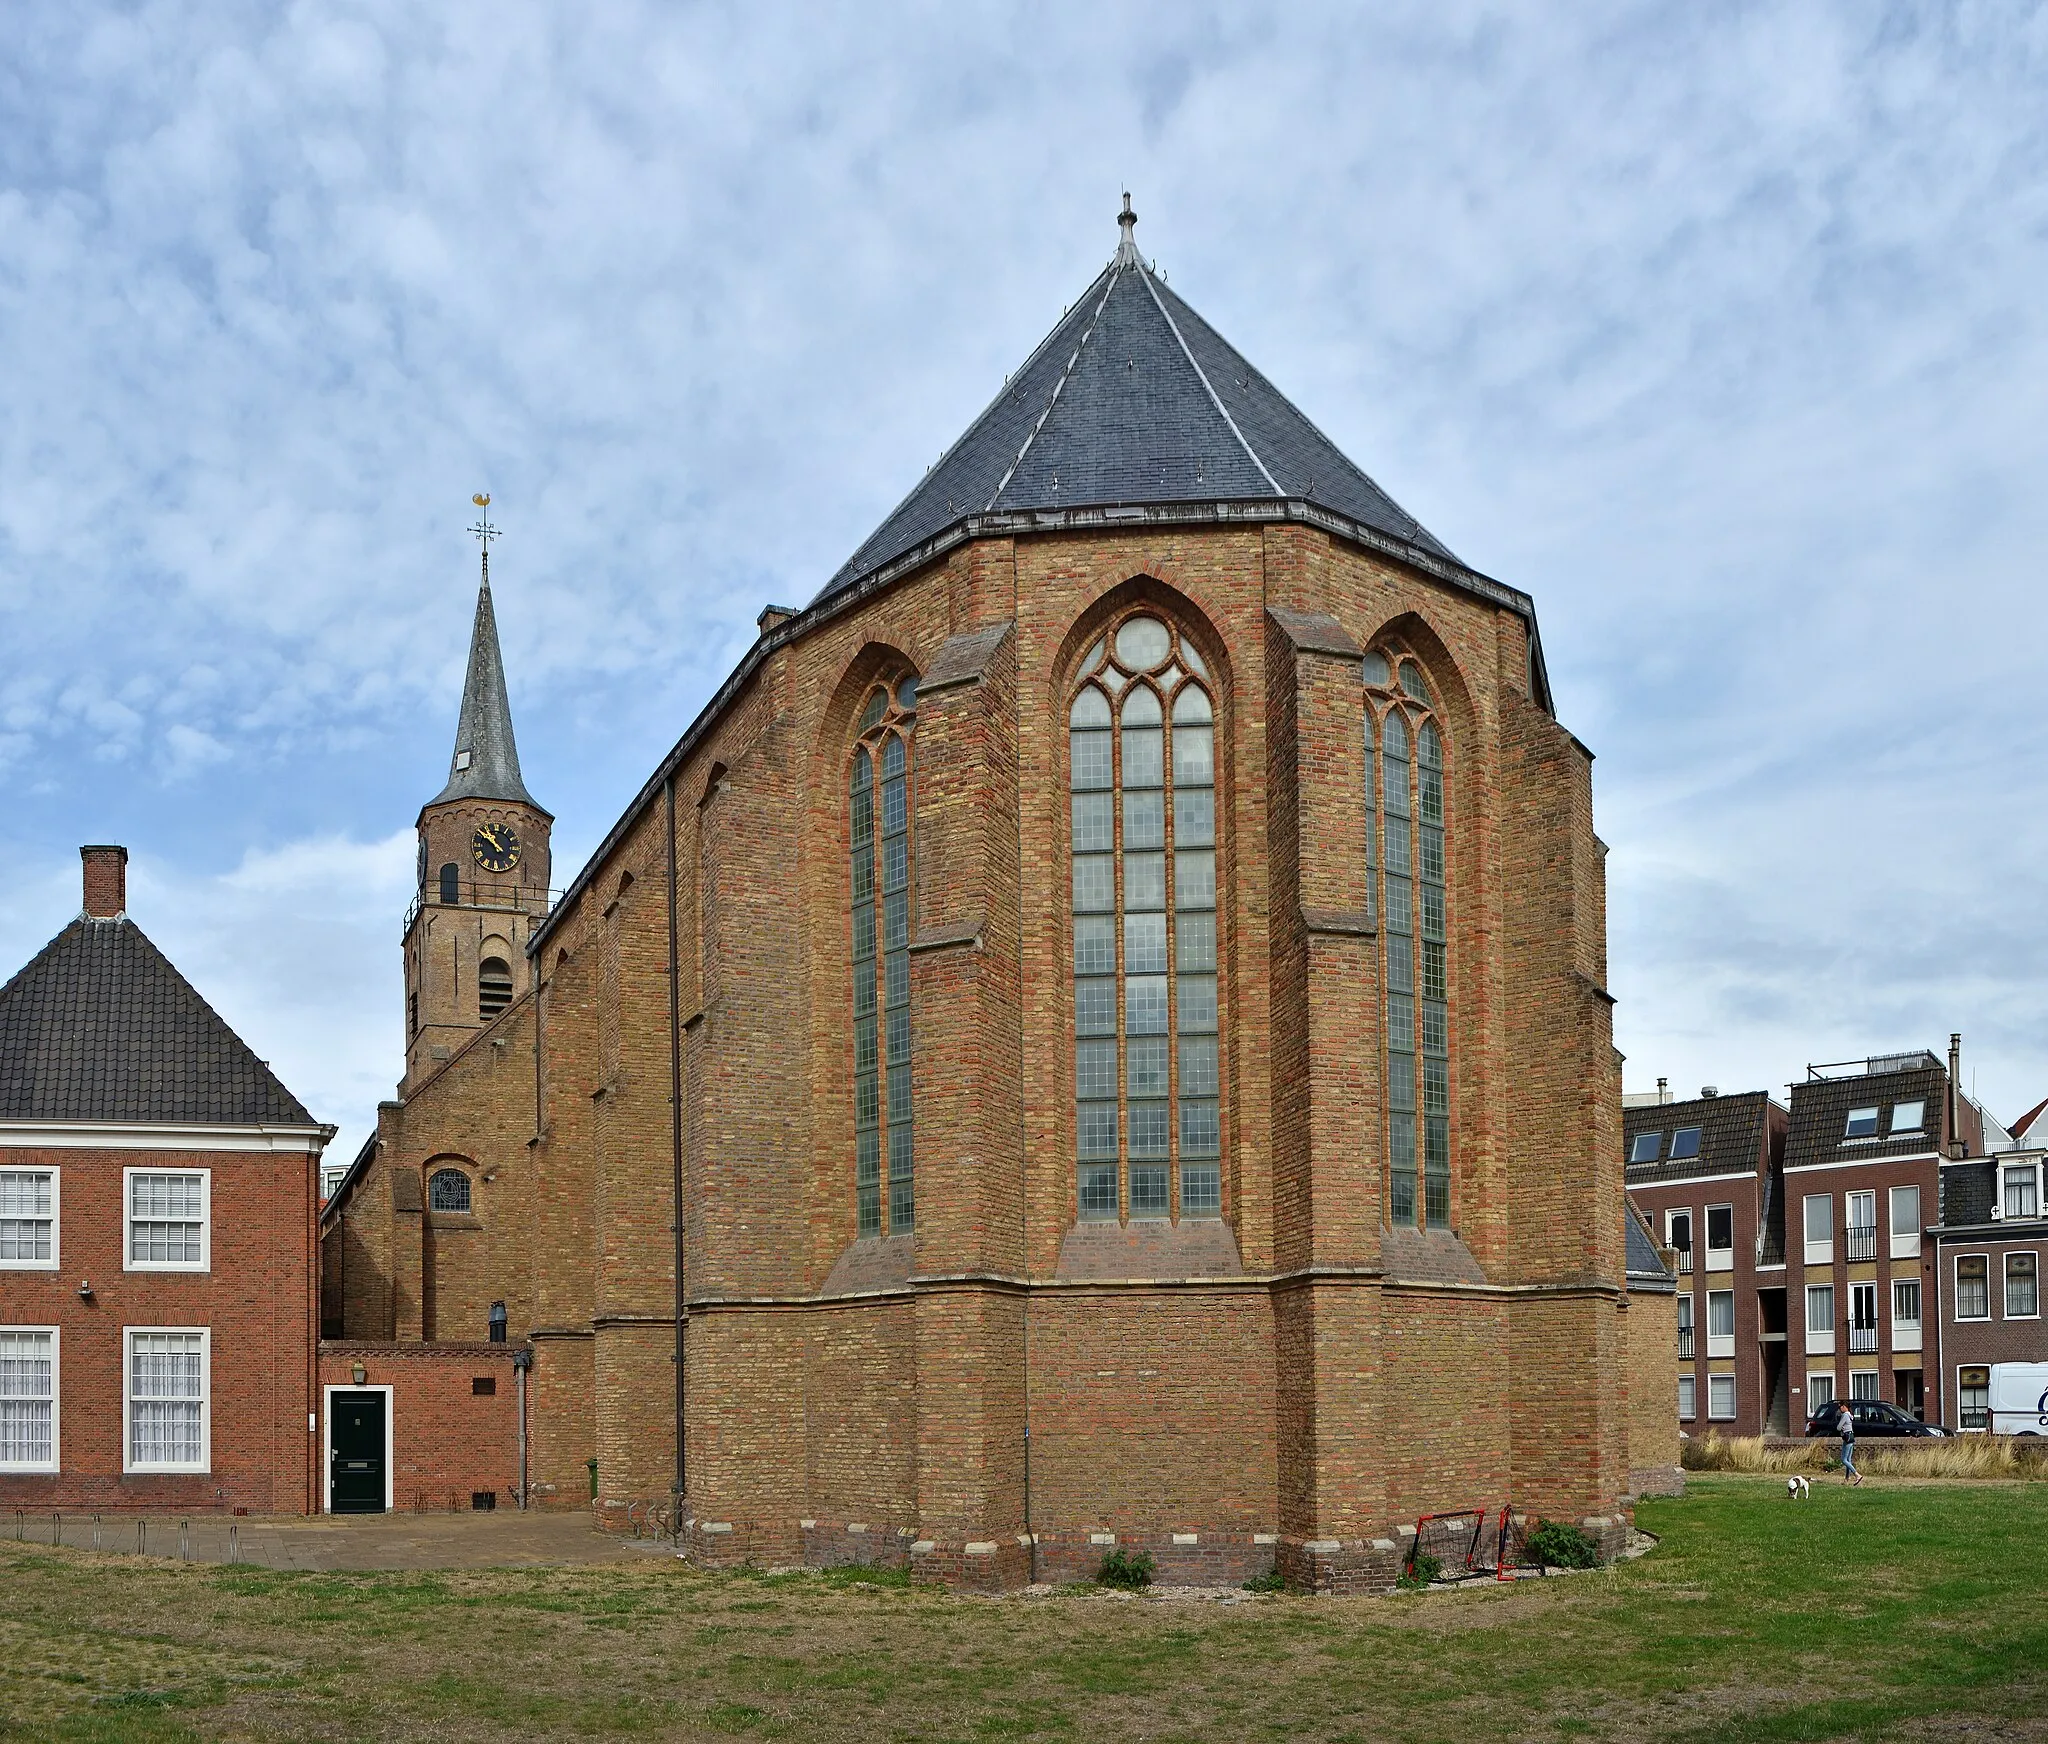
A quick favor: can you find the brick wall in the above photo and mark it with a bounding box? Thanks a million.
[316,1342,520,1511]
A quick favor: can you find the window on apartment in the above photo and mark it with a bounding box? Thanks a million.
[1958,1367,1989,1431]
[1629,1132,1662,1165]
[1707,1290,1735,1357]
[1892,1278,1922,1328]
[1708,1374,1736,1421]
[1806,1284,1835,1337]
[427,1168,472,1214]
[0,1170,57,1268]
[1668,1209,1694,1274]
[1849,1282,1878,1352]
[854,675,919,1237]
[1677,1374,1696,1420]
[1845,1189,1876,1262]
[2005,1165,2041,1221]
[1890,1100,1925,1134]
[0,1329,57,1472]
[1955,1256,1990,1320]
[1670,1127,1702,1162]
[1676,1294,1695,1359]
[125,1171,208,1271]
[125,1329,208,1471]
[1072,616,1220,1224]
[1889,1185,1922,1258]
[1808,1371,1836,1409]
[1850,1370,1880,1402]
[1843,1106,1880,1140]
[1803,1193,1832,1262]
[2006,1253,2039,1318]
[1705,1204,1734,1267]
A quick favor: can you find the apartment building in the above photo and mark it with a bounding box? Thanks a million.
[1931,1149,2048,1429]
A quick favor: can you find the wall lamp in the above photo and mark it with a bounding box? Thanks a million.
[76,1279,93,1300]
[351,1362,367,1386]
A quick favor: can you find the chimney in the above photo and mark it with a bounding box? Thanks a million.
[80,845,128,920]
[1656,1076,1669,1103]
[1948,1032,1965,1159]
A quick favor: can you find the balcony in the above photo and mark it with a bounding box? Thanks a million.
[1677,1327,1695,1360]
[1675,1249,1693,1277]
[1845,1225,1877,1262]
[403,881,562,939]
[1849,1325,1879,1354]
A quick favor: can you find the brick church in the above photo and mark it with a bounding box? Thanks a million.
[325,202,1646,1587]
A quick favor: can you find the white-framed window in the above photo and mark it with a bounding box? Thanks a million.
[1667,1208,1693,1275]
[1850,1370,1880,1402]
[1889,1184,1922,1259]
[124,1169,209,1271]
[1677,1374,1696,1420]
[124,1328,209,1472]
[1807,1370,1836,1410]
[1806,1283,1836,1352]
[1849,1281,1879,1352]
[2006,1252,2039,1319]
[1704,1204,1734,1271]
[1843,1106,1880,1140]
[1892,1278,1922,1351]
[1845,1189,1877,1262]
[1955,1255,1990,1320]
[1803,1193,1832,1264]
[0,1327,58,1472]
[1958,1366,1989,1431]
[1676,1293,1695,1359]
[1706,1289,1736,1358]
[2004,1164,2042,1221]
[1890,1100,1925,1134]
[1707,1374,1736,1420]
[0,1168,58,1270]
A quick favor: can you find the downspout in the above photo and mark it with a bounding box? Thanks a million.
[513,1347,532,1507]
[666,775,687,1517]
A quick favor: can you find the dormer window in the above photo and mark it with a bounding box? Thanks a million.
[454,750,473,771]
[1890,1101,1925,1134]
[1629,1132,1661,1165]
[2005,1164,2041,1221]
[1843,1106,1880,1140]
[1670,1127,1702,1162]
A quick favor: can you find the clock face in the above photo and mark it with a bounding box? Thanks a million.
[471,822,521,874]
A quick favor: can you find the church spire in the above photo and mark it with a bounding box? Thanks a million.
[429,496,541,810]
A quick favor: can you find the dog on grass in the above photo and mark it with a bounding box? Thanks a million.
[1785,1475,1811,1501]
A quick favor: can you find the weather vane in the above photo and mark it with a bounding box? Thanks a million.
[469,492,499,585]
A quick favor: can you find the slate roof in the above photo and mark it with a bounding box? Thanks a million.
[1939,1160,1998,1229]
[1784,1061,1948,1172]
[0,918,317,1126]
[814,208,1453,606]
[427,575,545,813]
[1625,1200,1676,1291]
[1624,1091,1771,1188]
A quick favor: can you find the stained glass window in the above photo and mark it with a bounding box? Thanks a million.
[850,679,918,1237]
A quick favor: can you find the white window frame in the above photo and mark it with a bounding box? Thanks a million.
[1849,1280,1879,1352]
[2005,1251,2039,1320]
[321,1383,395,1514]
[0,1167,59,1271]
[1677,1373,1696,1421]
[1888,1184,1922,1260]
[1845,1189,1877,1261]
[1892,1277,1922,1352]
[1805,1283,1836,1352]
[1803,1193,1832,1265]
[1707,1373,1736,1421]
[0,1325,59,1473]
[1955,1254,1991,1321]
[1849,1369,1880,1402]
[1667,1208,1694,1274]
[1807,1370,1836,1410]
[1706,1289,1736,1358]
[122,1326,210,1473]
[1704,1203,1735,1272]
[123,1167,211,1273]
[2003,1163,2042,1222]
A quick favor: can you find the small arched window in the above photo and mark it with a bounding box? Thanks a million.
[1366,648,1450,1230]
[428,1167,472,1213]
[849,674,917,1237]
[478,956,514,1020]
[439,862,460,905]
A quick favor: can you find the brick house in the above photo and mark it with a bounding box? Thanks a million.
[327,202,1638,1589]
[1624,1088,1788,1436]
[1931,1149,2048,1430]
[0,847,334,1513]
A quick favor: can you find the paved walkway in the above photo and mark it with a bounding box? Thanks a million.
[5,1507,673,1571]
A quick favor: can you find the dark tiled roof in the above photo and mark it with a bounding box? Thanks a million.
[1784,1064,1947,1172]
[2011,1094,2048,1144]
[1625,1200,1675,1290]
[1940,1160,1997,1228]
[1624,1091,1769,1187]
[813,243,1452,606]
[427,578,545,813]
[0,918,317,1125]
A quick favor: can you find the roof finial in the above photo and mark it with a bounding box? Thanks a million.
[1115,191,1140,267]
[469,492,498,588]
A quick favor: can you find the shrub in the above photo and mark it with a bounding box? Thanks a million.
[1241,1568,1286,1594]
[1526,1520,1600,1570]
[1395,1551,1442,1591]
[1097,1548,1156,1590]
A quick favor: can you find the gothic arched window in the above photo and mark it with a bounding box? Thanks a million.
[1069,611,1220,1223]
[1365,648,1449,1229]
[849,675,919,1237]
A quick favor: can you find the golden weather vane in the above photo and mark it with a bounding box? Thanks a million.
[468,492,499,584]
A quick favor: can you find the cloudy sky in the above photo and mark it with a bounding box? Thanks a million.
[3,1,2046,1161]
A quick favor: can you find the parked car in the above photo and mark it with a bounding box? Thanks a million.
[1804,1400,1950,1438]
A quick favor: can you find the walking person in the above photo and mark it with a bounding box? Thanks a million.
[1835,1401,1863,1486]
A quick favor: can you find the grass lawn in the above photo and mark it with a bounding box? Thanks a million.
[3,1475,2046,1743]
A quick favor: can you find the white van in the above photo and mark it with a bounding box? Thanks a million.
[1986,1363,2048,1435]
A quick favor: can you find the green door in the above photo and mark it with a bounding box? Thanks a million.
[329,1391,386,1514]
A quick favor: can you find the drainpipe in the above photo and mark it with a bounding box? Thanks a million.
[513,1347,533,1508]
[666,775,687,1517]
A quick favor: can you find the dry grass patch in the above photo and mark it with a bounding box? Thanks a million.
[1683,1430,2048,1479]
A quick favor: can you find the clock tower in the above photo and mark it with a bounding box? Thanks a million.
[402,514,552,1091]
